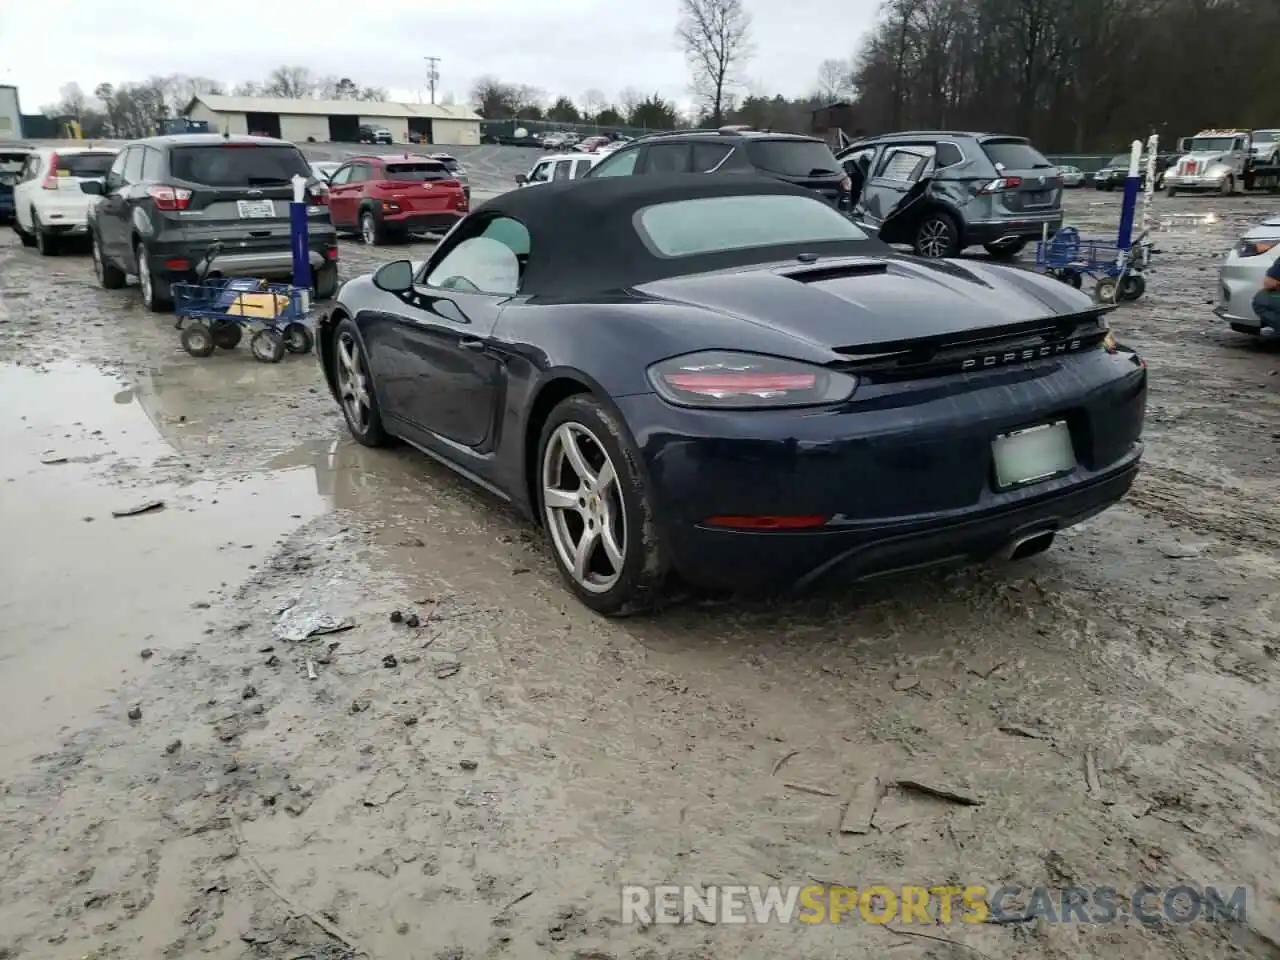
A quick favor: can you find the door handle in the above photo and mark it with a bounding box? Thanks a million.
[458,338,485,352]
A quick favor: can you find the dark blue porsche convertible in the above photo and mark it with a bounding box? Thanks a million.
[316,174,1146,615]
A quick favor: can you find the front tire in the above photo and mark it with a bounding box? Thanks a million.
[360,210,385,246]
[538,395,668,616]
[332,318,390,446]
[913,212,961,258]
[1221,175,1234,196]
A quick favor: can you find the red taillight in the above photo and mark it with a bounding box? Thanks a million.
[147,185,192,211]
[663,372,817,396]
[42,152,61,189]
[978,176,1022,193]
[163,257,191,271]
[326,245,339,261]
[704,515,829,530]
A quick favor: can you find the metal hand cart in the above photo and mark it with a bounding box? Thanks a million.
[1034,226,1154,304]
[171,242,314,363]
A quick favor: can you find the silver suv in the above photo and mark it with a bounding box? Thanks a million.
[837,131,1064,259]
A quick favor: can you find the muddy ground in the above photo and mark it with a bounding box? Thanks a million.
[0,191,1278,960]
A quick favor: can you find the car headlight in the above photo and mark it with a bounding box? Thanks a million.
[647,350,858,409]
[1235,238,1278,258]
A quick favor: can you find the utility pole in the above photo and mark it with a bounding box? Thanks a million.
[424,57,440,105]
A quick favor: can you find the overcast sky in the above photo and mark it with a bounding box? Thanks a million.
[0,0,875,113]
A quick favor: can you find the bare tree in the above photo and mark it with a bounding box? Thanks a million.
[580,89,607,119]
[58,83,88,121]
[675,0,753,125]
[815,59,852,103]
[263,66,315,99]
[618,87,644,117]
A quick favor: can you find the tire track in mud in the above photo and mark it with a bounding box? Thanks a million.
[1127,463,1280,550]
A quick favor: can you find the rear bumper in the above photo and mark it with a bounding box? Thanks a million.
[382,211,464,235]
[966,213,1062,246]
[1214,304,1262,334]
[147,236,338,281]
[616,350,1147,591]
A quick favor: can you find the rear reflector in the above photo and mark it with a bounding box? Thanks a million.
[326,245,338,261]
[703,515,829,530]
[163,258,191,271]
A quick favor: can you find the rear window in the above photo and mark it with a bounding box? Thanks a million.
[57,152,116,178]
[745,139,841,178]
[170,145,310,186]
[384,162,451,181]
[1255,131,1277,144]
[981,139,1053,170]
[636,194,869,257]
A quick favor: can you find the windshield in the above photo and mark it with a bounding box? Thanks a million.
[1188,137,1235,153]
[744,140,841,178]
[636,194,870,257]
[1253,131,1277,144]
[982,139,1053,170]
[58,152,116,178]
[1107,155,1129,167]
[383,162,451,181]
[171,145,310,186]
[0,153,25,184]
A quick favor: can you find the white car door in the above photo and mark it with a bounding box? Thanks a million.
[526,159,555,186]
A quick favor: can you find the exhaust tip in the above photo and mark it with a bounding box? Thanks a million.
[1002,530,1056,561]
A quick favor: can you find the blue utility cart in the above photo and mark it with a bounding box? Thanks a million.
[1034,225,1153,304]
[171,244,314,363]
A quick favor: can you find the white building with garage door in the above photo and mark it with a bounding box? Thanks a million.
[184,95,482,146]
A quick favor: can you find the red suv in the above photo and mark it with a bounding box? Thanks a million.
[325,155,468,245]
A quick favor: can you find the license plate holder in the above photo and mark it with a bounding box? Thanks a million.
[1026,190,1051,205]
[237,199,276,219]
[992,421,1075,490]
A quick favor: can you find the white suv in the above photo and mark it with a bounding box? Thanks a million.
[11,145,119,255]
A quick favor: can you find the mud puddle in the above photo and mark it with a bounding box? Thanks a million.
[0,361,329,766]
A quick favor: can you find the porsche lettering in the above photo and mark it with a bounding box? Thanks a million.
[961,339,1083,370]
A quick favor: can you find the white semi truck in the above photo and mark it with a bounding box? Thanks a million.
[1164,128,1280,195]
[0,85,22,141]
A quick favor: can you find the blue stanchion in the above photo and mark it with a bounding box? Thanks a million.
[289,200,311,293]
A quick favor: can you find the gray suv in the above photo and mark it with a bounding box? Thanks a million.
[837,131,1063,259]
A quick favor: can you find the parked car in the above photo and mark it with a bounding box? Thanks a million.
[430,152,470,203]
[597,136,632,156]
[314,174,1147,615]
[1093,153,1172,191]
[325,154,467,245]
[1058,165,1085,187]
[0,146,29,224]
[1249,129,1280,167]
[837,131,1063,259]
[585,128,851,209]
[310,161,341,182]
[10,145,119,255]
[540,132,574,150]
[515,152,601,186]
[576,136,611,153]
[1213,213,1280,336]
[359,125,393,145]
[83,134,337,311]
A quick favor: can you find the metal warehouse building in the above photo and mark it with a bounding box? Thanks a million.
[183,94,482,146]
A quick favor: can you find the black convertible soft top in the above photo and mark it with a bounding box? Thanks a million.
[473,173,889,299]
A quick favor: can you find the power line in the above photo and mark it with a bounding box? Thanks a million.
[424,57,440,105]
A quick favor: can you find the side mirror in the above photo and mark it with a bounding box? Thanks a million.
[79,179,104,195]
[373,259,414,293]
[514,173,528,185]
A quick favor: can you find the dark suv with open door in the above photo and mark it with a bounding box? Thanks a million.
[837,132,1063,259]
[84,134,337,312]
[583,127,852,207]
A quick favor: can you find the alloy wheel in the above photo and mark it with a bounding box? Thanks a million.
[361,214,375,245]
[541,422,626,593]
[336,331,372,432]
[918,219,951,258]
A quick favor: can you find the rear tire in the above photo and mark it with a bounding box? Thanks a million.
[136,243,173,313]
[538,394,669,616]
[283,322,314,354]
[332,318,391,446]
[1119,275,1146,301]
[211,319,242,349]
[1165,186,1177,197]
[314,263,339,300]
[13,219,35,247]
[360,210,385,246]
[984,239,1026,261]
[913,211,961,258]
[32,213,58,256]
